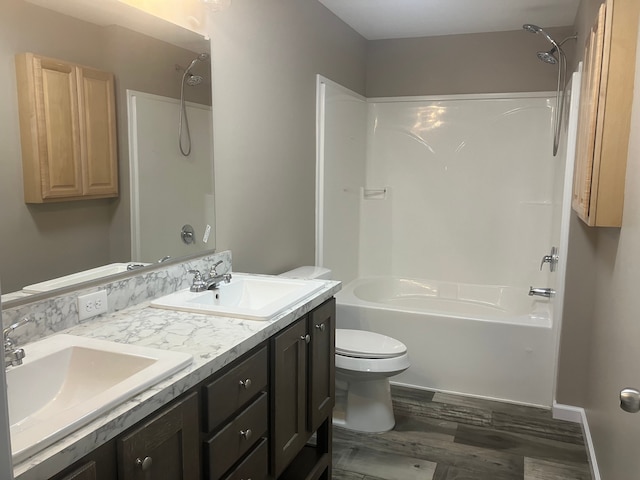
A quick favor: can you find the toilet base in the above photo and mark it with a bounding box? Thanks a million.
[333,376,395,433]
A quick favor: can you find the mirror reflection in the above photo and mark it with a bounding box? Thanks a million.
[1,0,215,304]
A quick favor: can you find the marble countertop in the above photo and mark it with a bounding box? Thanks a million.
[13,279,341,480]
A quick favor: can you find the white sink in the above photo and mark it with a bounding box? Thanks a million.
[150,273,325,320]
[21,263,150,294]
[7,334,192,463]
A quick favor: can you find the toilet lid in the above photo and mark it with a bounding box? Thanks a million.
[335,329,407,359]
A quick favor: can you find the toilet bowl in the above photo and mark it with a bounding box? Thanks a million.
[279,266,411,433]
[334,329,410,433]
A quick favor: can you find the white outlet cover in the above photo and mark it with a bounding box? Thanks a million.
[78,290,108,321]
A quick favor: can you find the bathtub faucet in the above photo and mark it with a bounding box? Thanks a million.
[528,287,555,298]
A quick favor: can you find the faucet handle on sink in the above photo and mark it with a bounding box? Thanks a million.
[188,269,207,292]
[3,317,30,342]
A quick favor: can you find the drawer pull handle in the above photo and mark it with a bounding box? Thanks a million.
[315,323,325,332]
[239,378,252,389]
[135,456,153,471]
[240,428,252,440]
[300,334,311,344]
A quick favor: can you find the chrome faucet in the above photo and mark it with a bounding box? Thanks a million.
[3,317,30,367]
[189,262,232,292]
[529,287,555,298]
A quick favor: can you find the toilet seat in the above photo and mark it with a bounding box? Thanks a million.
[336,329,407,359]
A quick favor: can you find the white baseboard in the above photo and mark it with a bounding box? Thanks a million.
[553,403,600,480]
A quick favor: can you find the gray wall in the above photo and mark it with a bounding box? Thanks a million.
[366,27,576,97]
[0,0,209,293]
[556,0,640,476]
[209,0,367,274]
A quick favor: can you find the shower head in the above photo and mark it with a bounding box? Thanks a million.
[522,23,561,51]
[523,24,542,34]
[186,74,204,86]
[537,48,558,64]
[184,52,210,74]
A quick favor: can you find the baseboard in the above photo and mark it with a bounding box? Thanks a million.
[553,403,600,480]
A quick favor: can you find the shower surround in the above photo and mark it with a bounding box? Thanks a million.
[317,76,569,406]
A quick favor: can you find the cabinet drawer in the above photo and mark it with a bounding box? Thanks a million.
[205,392,268,480]
[221,437,268,480]
[204,346,268,432]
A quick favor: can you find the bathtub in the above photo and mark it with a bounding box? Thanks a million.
[335,277,555,406]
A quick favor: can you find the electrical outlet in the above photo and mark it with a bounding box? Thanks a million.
[78,290,108,321]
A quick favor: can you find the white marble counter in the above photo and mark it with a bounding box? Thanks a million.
[13,279,341,480]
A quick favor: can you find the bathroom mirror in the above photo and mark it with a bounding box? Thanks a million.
[0,0,215,306]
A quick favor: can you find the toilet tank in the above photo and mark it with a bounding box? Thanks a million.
[279,266,332,280]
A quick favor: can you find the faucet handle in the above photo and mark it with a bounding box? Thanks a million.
[540,246,559,272]
[3,317,30,341]
[188,269,207,292]
[209,260,224,276]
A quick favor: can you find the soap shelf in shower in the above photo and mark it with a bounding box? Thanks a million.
[362,188,388,200]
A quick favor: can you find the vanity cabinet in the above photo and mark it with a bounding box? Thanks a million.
[15,53,118,203]
[572,0,639,226]
[46,298,335,480]
[117,392,199,479]
[272,299,335,480]
[49,393,199,480]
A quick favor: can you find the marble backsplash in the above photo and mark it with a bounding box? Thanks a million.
[1,251,232,346]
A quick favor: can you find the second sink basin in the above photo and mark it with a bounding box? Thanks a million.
[7,334,192,463]
[150,273,325,320]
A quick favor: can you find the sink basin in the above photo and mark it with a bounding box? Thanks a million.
[150,273,325,320]
[7,334,192,463]
[22,263,150,294]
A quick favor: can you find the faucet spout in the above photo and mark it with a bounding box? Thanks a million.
[528,287,555,298]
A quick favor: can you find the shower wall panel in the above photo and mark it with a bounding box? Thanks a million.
[317,77,367,284]
[359,95,556,288]
[128,91,214,263]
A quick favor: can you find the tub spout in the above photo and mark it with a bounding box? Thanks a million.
[529,287,555,298]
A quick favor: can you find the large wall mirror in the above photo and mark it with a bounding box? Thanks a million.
[1,0,215,306]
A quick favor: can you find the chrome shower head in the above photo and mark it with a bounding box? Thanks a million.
[184,52,210,74]
[186,74,204,86]
[522,23,561,51]
[537,48,558,64]
[523,24,542,34]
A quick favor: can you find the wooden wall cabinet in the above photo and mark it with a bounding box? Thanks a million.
[15,53,118,203]
[572,0,640,226]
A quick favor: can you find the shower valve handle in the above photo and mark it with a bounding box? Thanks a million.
[539,246,559,272]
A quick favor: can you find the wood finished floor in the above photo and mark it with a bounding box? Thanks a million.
[332,386,591,480]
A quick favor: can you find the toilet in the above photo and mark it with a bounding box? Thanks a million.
[279,267,411,433]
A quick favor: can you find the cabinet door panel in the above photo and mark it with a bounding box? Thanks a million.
[34,57,83,199]
[77,67,118,196]
[118,392,199,480]
[272,318,307,477]
[308,299,335,433]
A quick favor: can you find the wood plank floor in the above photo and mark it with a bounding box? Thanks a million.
[332,385,592,480]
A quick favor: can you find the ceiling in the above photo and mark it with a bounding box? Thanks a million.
[317,0,581,40]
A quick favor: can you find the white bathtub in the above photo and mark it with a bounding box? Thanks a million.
[335,277,555,406]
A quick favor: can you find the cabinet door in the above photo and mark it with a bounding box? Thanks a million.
[31,55,84,199]
[118,392,199,480]
[308,299,335,433]
[50,439,117,480]
[272,318,308,478]
[77,67,118,196]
